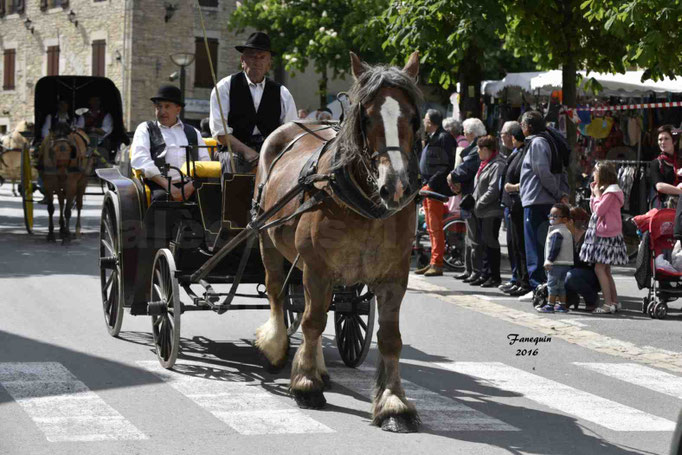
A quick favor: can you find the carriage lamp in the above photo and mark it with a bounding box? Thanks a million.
[170,52,195,121]
[24,18,34,34]
[164,3,178,23]
[67,10,78,28]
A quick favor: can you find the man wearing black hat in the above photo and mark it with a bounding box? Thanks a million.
[131,85,210,201]
[209,31,297,173]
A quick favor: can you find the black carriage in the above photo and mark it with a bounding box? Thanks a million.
[20,76,130,233]
[96,147,375,369]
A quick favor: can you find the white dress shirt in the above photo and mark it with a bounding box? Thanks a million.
[209,72,297,138]
[130,120,210,182]
[41,113,85,139]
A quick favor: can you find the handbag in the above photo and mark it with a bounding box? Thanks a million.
[460,194,475,211]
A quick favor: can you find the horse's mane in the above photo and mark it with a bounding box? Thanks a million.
[334,64,423,169]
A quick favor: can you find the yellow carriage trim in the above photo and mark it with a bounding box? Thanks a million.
[180,160,222,178]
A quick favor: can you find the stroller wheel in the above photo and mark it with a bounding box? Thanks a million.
[648,300,657,319]
[642,297,650,314]
[654,302,668,319]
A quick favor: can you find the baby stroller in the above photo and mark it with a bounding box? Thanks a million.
[633,208,682,319]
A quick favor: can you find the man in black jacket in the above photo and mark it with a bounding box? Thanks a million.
[416,109,456,277]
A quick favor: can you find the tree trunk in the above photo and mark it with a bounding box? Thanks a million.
[458,45,482,120]
[318,71,328,109]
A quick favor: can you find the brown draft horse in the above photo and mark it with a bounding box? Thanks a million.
[39,129,90,244]
[254,52,422,432]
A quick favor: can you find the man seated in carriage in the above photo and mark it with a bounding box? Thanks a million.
[209,31,297,174]
[130,84,210,202]
[82,95,114,159]
[41,99,85,140]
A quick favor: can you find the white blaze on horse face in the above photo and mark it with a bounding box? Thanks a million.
[379,96,405,174]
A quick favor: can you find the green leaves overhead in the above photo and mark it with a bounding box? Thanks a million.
[228,0,388,78]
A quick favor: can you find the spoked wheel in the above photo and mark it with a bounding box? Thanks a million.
[334,284,376,368]
[150,249,181,369]
[20,145,34,234]
[284,283,304,337]
[443,219,466,270]
[99,200,124,336]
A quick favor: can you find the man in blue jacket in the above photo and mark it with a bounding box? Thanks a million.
[416,109,456,277]
[518,111,569,301]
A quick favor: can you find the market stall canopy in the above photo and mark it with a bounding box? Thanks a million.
[482,72,544,96]
[529,70,682,97]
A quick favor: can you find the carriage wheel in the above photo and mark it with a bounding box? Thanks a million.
[99,201,124,336]
[334,285,376,368]
[283,283,304,337]
[150,249,181,369]
[20,145,33,234]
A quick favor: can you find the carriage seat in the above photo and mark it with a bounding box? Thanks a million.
[180,161,222,179]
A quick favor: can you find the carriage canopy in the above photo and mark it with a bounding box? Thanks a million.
[33,75,129,149]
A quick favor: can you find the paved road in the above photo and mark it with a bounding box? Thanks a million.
[0,185,680,455]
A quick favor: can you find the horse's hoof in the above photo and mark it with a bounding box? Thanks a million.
[259,350,288,374]
[46,233,56,242]
[291,389,326,409]
[321,373,331,390]
[379,414,420,433]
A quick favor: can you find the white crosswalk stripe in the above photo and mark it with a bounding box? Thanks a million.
[0,362,147,442]
[329,366,519,432]
[575,362,682,399]
[438,361,676,432]
[137,360,334,435]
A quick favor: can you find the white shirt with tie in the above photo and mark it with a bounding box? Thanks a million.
[209,72,297,138]
[130,120,210,182]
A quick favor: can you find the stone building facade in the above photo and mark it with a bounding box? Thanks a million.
[0,0,352,136]
[0,0,251,134]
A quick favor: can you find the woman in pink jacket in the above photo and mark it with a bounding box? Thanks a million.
[579,162,628,314]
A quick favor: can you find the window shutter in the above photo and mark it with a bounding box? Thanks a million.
[40,0,47,11]
[61,0,69,8]
[194,38,218,88]
[16,0,24,13]
[92,40,105,77]
[3,49,16,90]
[0,0,6,17]
[47,46,60,76]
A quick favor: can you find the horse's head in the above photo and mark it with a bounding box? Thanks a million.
[347,51,421,211]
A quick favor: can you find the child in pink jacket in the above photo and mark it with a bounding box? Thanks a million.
[579,162,628,314]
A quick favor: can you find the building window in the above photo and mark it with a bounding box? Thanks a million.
[92,40,106,77]
[41,0,66,10]
[3,49,16,90]
[194,38,218,88]
[47,46,59,76]
[198,0,218,6]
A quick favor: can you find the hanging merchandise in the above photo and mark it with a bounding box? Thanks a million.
[628,115,643,146]
[585,116,614,139]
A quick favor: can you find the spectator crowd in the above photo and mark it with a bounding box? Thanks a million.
[415,109,633,315]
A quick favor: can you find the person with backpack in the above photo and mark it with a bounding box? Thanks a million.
[131,85,210,202]
[518,111,569,301]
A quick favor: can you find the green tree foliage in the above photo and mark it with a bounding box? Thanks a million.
[583,0,682,81]
[228,0,388,106]
[378,0,534,117]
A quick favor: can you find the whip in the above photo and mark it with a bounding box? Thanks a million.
[197,1,236,171]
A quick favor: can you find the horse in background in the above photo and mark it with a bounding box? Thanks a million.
[38,128,89,244]
[0,121,34,196]
[254,52,422,432]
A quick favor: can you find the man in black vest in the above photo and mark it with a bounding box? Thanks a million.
[130,85,210,201]
[209,32,297,173]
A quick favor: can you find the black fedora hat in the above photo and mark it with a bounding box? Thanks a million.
[150,84,184,107]
[235,32,275,55]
